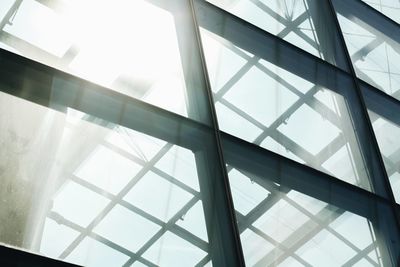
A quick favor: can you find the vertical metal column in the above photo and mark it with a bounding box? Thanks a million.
[325,0,400,265]
[169,0,245,266]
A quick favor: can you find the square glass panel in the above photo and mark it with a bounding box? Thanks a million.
[368,110,400,203]
[0,90,210,266]
[201,28,370,190]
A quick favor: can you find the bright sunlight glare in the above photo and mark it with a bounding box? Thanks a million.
[7,0,188,115]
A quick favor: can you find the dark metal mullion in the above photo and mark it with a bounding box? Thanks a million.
[320,0,400,265]
[304,0,369,189]
[217,88,347,172]
[195,0,351,81]
[326,0,397,205]
[210,37,350,172]
[216,98,319,165]
[0,32,66,70]
[223,131,387,219]
[174,0,245,266]
[195,0,394,192]
[361,78,400,126]
[334,0,400,55]
[222,131,399,265]
[354,0,400,27]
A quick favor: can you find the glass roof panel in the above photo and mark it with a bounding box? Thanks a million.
[51,180,110,227]
[94,204,161,253]
[142,231,207,266]
[124,171,193,222]
[277,104,340,156]
[65,237,130,267]
[154,146,201,192]
[40,218,80,258]
[74,145,142,195]
[228,168,270,216]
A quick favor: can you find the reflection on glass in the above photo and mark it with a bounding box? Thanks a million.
[226,165,383,266]
[368,110,400,204]
[0,91,209,266]
[0,0,188,116]
[333,0,400,101]
[206,0,347,69]
[201,28,370,190]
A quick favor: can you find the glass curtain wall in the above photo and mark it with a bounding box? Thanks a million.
[0,0,399,267]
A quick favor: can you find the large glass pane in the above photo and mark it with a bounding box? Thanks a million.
[332,0,400,101]
[0,0,190,117]
[361,0,400,24]
[368,110,400,204]
[205,0,349,70]
[0,91,210,266]
[226,165,385,266]
[200,27,370,190]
